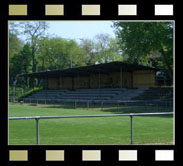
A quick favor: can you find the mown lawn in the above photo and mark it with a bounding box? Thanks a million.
[8,103,173,145]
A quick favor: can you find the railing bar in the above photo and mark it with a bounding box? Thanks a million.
[9,112,173,120]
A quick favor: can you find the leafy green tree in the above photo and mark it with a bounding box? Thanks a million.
[113,22,173,82]
[9,22,24,78]
[79,39,97,65]
[10,43,32,86]
[95,34,122,63]
[9,32,23,58]
[20,22,49,72]
[37,37,84,70]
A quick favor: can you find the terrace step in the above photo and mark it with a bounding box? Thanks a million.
[23,88,152,102]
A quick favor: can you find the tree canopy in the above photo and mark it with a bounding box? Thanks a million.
[9,21,122,86]
[9,21,174,87]
[113,22,173,81]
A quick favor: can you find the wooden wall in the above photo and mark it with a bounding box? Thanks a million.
[74,76,89,89]
[122,72,132,88]
[48,78,59,89]
[47,70,156,89]
[60,77,72,89]
[133,70,155,88]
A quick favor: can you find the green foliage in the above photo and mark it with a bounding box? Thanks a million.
[95,34,122,63]
[18,87,43,98]
[79,39,97,65]
[9,86,26,98]
[37,37,85,70]
[9,33,23,58]
[9,22,123,88]
[9,43,32,85]
[113,22,173,81]
[20,22,49,72]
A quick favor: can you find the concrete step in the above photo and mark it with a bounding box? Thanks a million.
[36,92,65,95]
[76,88,126,91]
[62,93,116,97]
[67,91,121,95]
[58,96,111,100]
[32,94,61,97]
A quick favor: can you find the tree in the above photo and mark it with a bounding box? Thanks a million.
[113,22,173,82]
[95,34,122,63]
[10,43,32,86]
[79,39,97,65]
[20,22,49,72]
[9,33,23,58]
[9,22,23,58]
[37,37,84,70]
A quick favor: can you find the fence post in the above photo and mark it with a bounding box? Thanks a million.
[130,114,133,144]
[101,101,103,111]
[75,101,77,109]
[156,104,159,112]
[35,118,40,145]
[87,101,89,109]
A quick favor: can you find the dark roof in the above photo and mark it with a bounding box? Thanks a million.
[18,61,159,78]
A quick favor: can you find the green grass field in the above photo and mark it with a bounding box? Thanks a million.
[9,103,173,145]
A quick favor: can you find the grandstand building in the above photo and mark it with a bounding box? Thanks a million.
[20,61,159,90]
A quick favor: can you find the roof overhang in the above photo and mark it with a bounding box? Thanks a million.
[18,61,160,78]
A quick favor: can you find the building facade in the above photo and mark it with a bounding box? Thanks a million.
[19,62,158,90]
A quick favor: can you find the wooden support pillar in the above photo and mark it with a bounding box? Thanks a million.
[72,76,74,90]
[120,67,123,88]
[131,71,133,88]
[78,73,80,89]
[89,74,92,89]
[28,77,30,88]
[45,75,47,90]
[88,75,91,89]
[98,71,101,89]
[45,74,48,99]
[155,71,157,87]
[59,73,62,89]
[164,76,166,86]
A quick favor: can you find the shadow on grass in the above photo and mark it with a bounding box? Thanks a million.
[41,103,173,119]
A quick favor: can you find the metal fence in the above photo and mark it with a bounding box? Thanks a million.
[9,112,173,145]
[9,98,173,112]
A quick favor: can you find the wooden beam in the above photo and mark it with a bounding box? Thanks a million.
[131,71,133,88]
[120,67,123,88]
[59,73,62,89]
[98,71,101,89]
[78,73,80,89]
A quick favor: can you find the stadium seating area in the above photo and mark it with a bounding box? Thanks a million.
[24,88,147,102]
[22,87,173,103]
[131,87,173,100]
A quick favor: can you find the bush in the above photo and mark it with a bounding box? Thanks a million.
[18,87,43,99]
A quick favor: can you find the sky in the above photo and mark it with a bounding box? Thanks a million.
[16,21,116,42]
[47,21,116,40]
